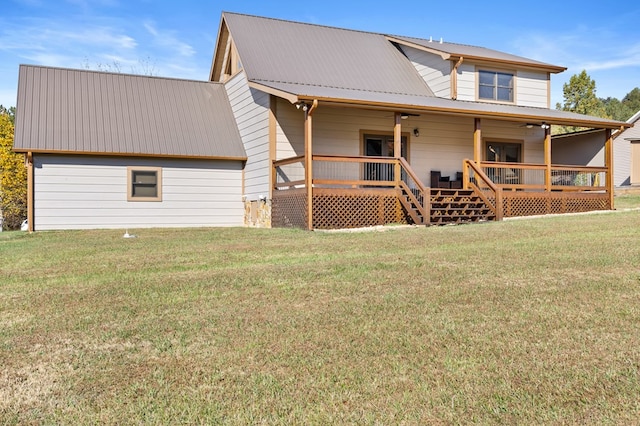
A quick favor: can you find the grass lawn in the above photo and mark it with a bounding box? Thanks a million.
[1,210,639,424]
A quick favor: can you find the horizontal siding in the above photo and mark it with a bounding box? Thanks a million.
[516,71,549,108]
[456,64,551,107]
[275,104,544,183]
[400,46,450,98]
[33,155,244,230]
[456,64,476,102]
[226,72,270,200]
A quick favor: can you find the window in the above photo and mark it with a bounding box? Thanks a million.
[479,70,514,102]
[363,134,408,182]
[127,167,162,201]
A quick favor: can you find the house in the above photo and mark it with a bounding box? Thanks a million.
[553,110,640,189]
[14,12,632,231]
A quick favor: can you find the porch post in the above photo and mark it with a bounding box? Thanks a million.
[605,128,614,209]
[268,96,277,200]
[27,152,34,232]
[473,118,482,163]
[394,112,402,185]
[544,125,552,192]
[304,100,318,230]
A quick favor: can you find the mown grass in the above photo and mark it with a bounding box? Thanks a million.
[615,193,640,210]
[1,211,639,424]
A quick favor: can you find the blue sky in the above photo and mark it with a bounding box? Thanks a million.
[1,0,639,110]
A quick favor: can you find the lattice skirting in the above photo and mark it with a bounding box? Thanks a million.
[500,192,610,217]
[272,188,408,229]
[313,188,408,229]
[272,189,307,228]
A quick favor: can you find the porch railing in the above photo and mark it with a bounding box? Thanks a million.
[463,159,503,220]
[274,154,429,214]
[478,161,607,192]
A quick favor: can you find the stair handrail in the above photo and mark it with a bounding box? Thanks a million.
[398,157,430,221]
[463,159,503,221]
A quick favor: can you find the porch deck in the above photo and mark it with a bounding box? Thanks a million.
[272,155,611,229]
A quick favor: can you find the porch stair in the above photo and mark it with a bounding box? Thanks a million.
[398,186,427,225]
[429,189,495,225]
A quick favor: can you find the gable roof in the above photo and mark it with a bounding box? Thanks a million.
[216,12,628,130]
[387,35,567,73]
[621,110,640,141]
[14,65,246,159]
[215,12,434,98]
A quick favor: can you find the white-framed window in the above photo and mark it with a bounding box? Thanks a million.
[127,166,162,202]
[478,70,514,102]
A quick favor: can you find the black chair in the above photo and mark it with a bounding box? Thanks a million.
[430,171,450,188]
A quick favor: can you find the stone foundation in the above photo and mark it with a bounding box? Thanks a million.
[244,199,272,228]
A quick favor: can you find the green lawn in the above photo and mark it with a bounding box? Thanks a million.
[1,211,639,424]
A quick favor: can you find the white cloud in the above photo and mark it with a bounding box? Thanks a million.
[143,20,196,57]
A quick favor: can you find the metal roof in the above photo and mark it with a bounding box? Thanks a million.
[14,65,246,159]
[224,13,627,129]
[251,80,628,129]
[388,35,566,73]
[223,12,434,98]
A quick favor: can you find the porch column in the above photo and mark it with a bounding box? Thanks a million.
[473,118,482,163]
[544,125,551,192]
[394,112,402,185]
[304,100,318,230]
[27,152,34,232]
[605,128,614,209]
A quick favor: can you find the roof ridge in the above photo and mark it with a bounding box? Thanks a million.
[222,11,389,38]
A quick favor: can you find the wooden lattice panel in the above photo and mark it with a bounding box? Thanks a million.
[501,192,610,217]
[313,188,407,229]
[272,189,307,229]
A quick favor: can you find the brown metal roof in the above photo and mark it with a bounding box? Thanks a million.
[14,65,246,159]
[222,12,435,97]
[388,35,567,73]
[251,80,630,129]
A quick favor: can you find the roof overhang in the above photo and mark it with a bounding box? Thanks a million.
[386,35,567,74]
[251,79,630,130]
[12,148,247,162]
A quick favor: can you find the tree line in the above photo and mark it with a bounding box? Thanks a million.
[555,70,640,133]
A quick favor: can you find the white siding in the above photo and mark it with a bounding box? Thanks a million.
[33,155,244,230]
[457,64,551,107]
[275,104,544,184]
[400,46,450,98]
[516,71,549,108]
[225,71,270,200]
[456,63,476,102]
[275,97,304,159]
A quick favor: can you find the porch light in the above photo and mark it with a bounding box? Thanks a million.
[401,113,409,119]
[413,128,419,137]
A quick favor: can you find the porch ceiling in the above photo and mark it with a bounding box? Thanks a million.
[250,80,631,130]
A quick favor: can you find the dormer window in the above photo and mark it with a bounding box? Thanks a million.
[478,70,514,102]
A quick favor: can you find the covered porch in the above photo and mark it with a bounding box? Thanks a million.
[269,103,619,230]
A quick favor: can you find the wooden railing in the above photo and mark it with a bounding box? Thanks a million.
[274,154,429,216]
[478,161,607,192]
[463,159,503,220]
[273,155,305,189]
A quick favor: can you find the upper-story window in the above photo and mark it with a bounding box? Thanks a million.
[478,70,514,102]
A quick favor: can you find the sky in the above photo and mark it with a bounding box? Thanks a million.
[1,0,639,110]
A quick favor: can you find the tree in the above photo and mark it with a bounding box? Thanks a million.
[555,70,608,134]
[0,109,27,230]
[0,105,15,124]
[602,97,633,122]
